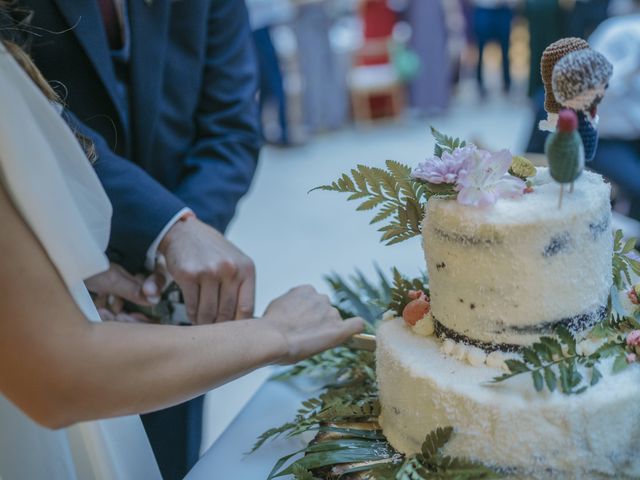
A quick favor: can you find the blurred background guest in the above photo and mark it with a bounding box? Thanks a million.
[588,6,640,220]
[471,0,518,96]
[292,0,349,133]
[525,0,566,97]
[405,0,465,114]
[567,0,610,38]
[247,0,294,145]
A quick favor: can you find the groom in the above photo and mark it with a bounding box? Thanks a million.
[22,0,260,478]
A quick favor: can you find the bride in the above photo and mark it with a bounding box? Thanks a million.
[0,14,363,480]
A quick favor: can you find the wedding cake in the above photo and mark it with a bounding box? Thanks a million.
[367,40,640,479]
[377,166,640,479]
[307,38,640,479]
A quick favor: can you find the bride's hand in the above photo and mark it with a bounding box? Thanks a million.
[262,285,365,364]
[86,263,167,319]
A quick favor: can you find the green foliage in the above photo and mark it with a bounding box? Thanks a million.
[312,127,473,246]
[324,266,393,328]
[395,427,502,479]
[251,377,379,453]
[312,160,427,246]
[272,347,376,383]
[389,268,430,316]
[267,439,399,479]
[291,464,319,480]
[265,425,499,480]
[613,230,640,289]
[430,126,466,158]
[492,326,627,395]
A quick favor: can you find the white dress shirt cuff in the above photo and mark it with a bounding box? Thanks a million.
[145,207,193,271]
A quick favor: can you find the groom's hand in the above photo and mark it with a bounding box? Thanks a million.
[155,216,255,324]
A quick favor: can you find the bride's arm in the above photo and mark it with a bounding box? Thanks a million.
[0,185,363,429]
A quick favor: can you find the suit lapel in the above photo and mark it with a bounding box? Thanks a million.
[53,0,126,127]
[129,0,171,167]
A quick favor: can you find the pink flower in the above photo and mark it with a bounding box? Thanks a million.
[627,353,637,364]
[411,146,474,184]
[456,149,526,207]
[626,330,640,347]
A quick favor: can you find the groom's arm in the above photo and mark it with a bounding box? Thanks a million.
[64,111,256,323]
[64,111,187,273]
[173,0,261,231]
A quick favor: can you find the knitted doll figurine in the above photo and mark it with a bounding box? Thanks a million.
[539,37,589,131]
[545,109,584,208]
[552,49,613,162]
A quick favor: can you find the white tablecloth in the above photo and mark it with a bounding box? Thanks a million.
[187,378,318,480]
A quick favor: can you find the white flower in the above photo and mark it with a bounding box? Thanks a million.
[456,149,526,207]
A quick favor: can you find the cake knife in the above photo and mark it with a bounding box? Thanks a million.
[346,333,377,351]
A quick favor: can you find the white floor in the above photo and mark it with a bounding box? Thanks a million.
[200,88,536,452]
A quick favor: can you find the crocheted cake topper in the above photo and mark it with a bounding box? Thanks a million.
[545,109,585,208]
[540,37,589,116]
[552,49,613,111]
[551,49,613,162]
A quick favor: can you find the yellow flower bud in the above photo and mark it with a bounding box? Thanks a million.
[509,155,537,180]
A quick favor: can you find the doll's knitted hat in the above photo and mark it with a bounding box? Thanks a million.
[552,49,613,108]
[541,38,589,114]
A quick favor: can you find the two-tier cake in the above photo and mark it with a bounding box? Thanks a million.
[310,37,640,479]
[377,167,640,479]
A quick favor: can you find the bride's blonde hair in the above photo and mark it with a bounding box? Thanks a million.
[1,0,96,160]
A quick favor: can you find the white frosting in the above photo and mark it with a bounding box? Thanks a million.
[486,350,510,371]
[377,319,640,479]
[422,168,613,346]
[406,313,510,369]
[411,314,434,336]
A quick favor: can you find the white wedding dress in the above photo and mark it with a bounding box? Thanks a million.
[0,45,161,479]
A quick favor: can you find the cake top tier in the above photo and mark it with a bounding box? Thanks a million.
[428,168,609,227]
[422,167,612,350]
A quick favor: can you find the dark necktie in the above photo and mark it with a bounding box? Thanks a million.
[97,0,123,49]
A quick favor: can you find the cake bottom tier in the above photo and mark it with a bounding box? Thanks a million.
[377,318,640,479]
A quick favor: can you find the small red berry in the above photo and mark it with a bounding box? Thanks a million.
[403,297,431,326]
[557,109,578,132]
[524,186,534,194]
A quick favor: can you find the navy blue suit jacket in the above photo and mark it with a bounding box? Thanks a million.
[23,0,260,272]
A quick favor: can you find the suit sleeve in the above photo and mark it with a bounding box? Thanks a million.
[63,110,187,273]
[174,0,261,232]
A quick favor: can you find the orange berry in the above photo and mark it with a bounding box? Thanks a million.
[402,298,431,326]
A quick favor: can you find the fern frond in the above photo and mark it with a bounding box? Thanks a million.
[492,323,629,395]
[612,230,639,288]
[430,126,467,155]
[313,162,427,246]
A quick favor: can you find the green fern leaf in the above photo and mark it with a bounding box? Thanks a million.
[555,326,576,355]
[422,426,453,459]
[532,370,544,392]
[504,359,529,374]
[544,367,557,392]
[371,204,397,224]
[523,348,542,367]
[291,464,317,480]
[357,196,386,211]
